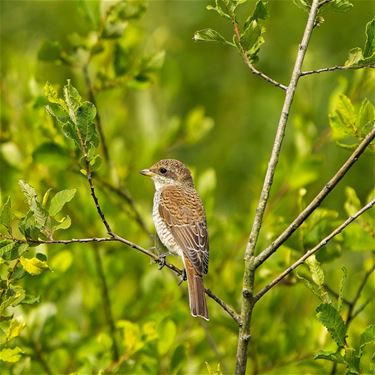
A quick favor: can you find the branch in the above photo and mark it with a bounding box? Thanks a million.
[346,263,375,325]
[255,126,375,268]
[254,199,375,301]
[232,21,287,91]
[95,175,152,238]
[235,2,321,374]
[17,236,240,324]
[301,64,375,77]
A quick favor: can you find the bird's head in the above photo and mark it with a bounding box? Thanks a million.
[140,159,194,189]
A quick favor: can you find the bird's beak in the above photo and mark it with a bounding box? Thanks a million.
[140,169,154,177]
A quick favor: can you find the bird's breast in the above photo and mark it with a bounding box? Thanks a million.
[152,190,182,257]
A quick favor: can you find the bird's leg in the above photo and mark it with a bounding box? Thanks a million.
[157,253,167,269]
[178,269,187,285]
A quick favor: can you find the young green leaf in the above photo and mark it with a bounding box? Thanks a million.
[359,324,375,356]
[0,197,11,232]
[0,347,23,363]
[329,0,353,12]
[356,98,375,137]
[19,256,50,276]
[5,319,25,343]
[314,350,346,364]
[206,0,231,19]
[363,18,375,59]
[193,29,228,44]
[316,303,347,347]
[18,181,48,230]
[49,189,76,217]
[0,241,16,257]
[53,216,72,232]
[344,348,360,375]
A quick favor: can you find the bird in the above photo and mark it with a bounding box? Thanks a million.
[140,159,209,320]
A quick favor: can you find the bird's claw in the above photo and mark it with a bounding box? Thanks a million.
[178,269,187,285]
[157,254,167,270]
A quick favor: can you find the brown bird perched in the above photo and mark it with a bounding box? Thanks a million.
[140,159,209,320]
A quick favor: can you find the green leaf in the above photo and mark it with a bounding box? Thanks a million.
[206,0,231,19]
[50,250,73,273]
[247,0,268,24]
[5,319,25,343]
[356,98,375,138]
[345,48,364,67]
[329,94,357,140]
[20,256,50,276]
[344,347,360,374]
[0,241,16,257]
[114,43,132,76]
[0,347,23,363]
[306,255,325,286]
[297,273,324,301]
[53,216,72,232]
[240,20,265,62]
[359,324,375,357]
[18,180,48,229]
[78,0,100,29]
[316,303,347,347]
[293,0,310,12]
[314,350,346,364]
[0,197,11,231]
[49,189,76,218]
[193,29,228,44]
[38,40,63,61]
[344,187,361,216]
[363,18,375,58]
[329,0,353,12]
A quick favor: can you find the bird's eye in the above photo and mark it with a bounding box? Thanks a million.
[159,167,167,174]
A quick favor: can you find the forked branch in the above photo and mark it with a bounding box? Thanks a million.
[254,199,375,301]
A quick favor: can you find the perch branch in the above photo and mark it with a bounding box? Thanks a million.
[235,1,321,374]
[16,236,240,324]
[255,126,375,268]
[254,199,375,301]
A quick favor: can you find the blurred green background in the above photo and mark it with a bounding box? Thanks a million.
[0,0,374,374]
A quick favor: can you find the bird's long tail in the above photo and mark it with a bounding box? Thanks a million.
[184,257,209,320]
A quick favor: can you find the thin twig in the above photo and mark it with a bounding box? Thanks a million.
[255,126,375,268]
[232,21,287,91]
[14,235,240,324]
[235,2,321,374]
[254,199,375,301]
[95,176,152,238]
[301,64,375,77]
[93,247,120,361]
[83,64,110,163]
[351,296,373,321]
[346,263,375,325]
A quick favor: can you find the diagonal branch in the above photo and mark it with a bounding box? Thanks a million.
[301,64,375,77]
[255,126,375,268]
[254,199,375,301]
[235,1,321,374]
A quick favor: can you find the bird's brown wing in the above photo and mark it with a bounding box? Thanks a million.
[158,185,209,275]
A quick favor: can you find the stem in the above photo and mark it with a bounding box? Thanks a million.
[255,126,375,268]
[95,176,152,238]
[235,1,321,374]
[254,199,375,301]
[93,247,119,361]
[86,162,114,236]
[232,21,287,91]
[83,64,110,164]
